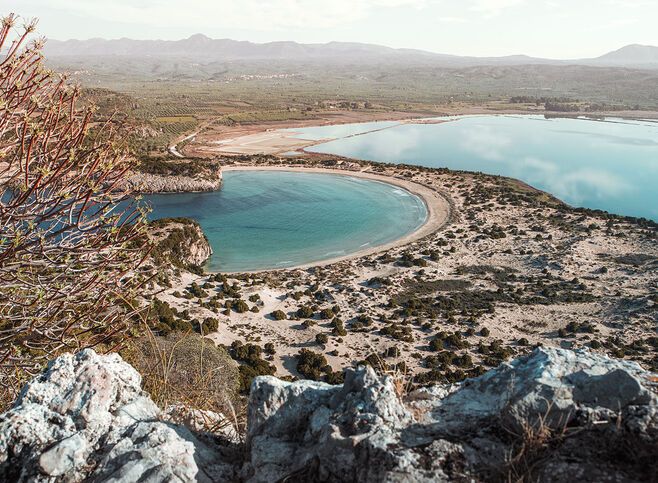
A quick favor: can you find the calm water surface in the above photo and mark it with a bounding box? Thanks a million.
[301,115,658,221]
[146,171,427,272]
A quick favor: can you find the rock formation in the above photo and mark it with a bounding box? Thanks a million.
[123,172,223,193]
[148,217,213,268]
[244,347,657,482]
[1,347,656,482]
[0,350,238,482]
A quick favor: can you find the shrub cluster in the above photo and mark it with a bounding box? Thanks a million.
[228,341,276,392]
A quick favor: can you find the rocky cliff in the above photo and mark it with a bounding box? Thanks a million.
[124,158,223,194]
[148,217,213,269]
[124,172,223,193]
[1,347,656,482]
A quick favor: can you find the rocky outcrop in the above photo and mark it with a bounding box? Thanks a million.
[123,171,223,193]
[245,347,657,482]
[121,157,223,193]
[0,350,238,482]
[149,217,213,268]
[1,347,656,482]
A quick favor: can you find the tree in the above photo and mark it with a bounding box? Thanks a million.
[0,15,150,404]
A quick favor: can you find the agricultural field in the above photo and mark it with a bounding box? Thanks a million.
[66,57,658,157]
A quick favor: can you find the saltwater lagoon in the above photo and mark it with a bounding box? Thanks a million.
[299,115,658,221]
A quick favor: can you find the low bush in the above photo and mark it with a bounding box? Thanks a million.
[271,310,287,320]
[122,332,241,421]
[296,349,332,381]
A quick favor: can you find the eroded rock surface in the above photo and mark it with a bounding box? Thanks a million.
[0,350,236,482]
[148,217,213,268]
[244,347,657,482]
[1,347,656,482]
[124,172,223,193]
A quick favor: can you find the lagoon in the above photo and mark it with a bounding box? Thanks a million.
[301,115,658,221]
[145,170,427,272]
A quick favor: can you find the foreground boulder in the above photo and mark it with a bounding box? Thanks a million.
[0,347,656,482]
[244,347,657,482]
[0,350,237,482]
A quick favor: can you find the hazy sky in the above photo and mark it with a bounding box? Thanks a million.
[4,0,657,58]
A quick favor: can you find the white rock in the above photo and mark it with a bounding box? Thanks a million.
[0,350,235,482]
[1,346,656,482]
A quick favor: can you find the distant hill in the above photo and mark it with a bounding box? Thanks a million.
[43,35,658,69]
[589,44,658,67]
[42,34,557,66]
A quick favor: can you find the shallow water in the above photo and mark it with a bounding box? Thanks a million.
[302,115,658,221]
[145,170,427,272]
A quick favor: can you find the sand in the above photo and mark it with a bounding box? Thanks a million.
[180,110,442,158]
[155,160,657,382]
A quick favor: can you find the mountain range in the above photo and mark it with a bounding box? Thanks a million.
[43,35,658,69]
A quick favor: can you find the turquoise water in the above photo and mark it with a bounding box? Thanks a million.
[302,115,658,221]
[145,170,427,272]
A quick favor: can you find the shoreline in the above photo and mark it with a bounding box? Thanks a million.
[182,110,658,158]
[157,157,658,381]
[217,165,452,274]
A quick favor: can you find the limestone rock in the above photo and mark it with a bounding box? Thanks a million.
[149,217,213,268]
[1,346,656,482]
[123,171,223,194]
[0,350,235,482]
[244,347,658,482]
[165,404,241,444]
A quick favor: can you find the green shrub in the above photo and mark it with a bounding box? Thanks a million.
[296,349,332,381]
[297,305,314,319]
[232,299,250,313]
[264,342,276,354]
[319,308,335,320]
[202,317,219,334]
[331,317,347,336]
[229,341,276,392]
[271,310,287,320]
[187,282,208,298]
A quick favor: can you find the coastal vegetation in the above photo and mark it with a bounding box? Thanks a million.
[148,155,656,391]
[2,2,658,479]
[0,16,150,407]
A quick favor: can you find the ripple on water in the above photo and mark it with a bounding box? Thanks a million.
[302,115,658,221]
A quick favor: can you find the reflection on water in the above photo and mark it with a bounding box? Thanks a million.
[302,115,658,221]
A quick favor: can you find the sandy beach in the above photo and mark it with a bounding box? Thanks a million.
[185,118,449,156]
[153,158,657,380]
[180,109,444,158]
[220,165,452,272]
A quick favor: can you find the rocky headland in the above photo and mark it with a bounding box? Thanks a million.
[125,157,223,193]
[124,172,223,193]
[147,217,213,271]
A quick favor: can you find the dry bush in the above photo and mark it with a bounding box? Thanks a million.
[122,330,244,433]
[498,404,575,483]
[0,14,150,407]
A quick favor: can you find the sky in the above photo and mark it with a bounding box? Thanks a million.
[4,0,657,58]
